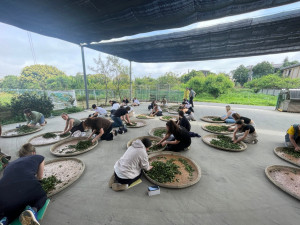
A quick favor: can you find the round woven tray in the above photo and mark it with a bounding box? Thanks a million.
[126,119,147,128]
[127,135,165,154]
[201,123,233,135]
[265,165,300,200]
[136,114,155,119]
[149,127,167,138]
[143,151,201,189]
[50,137,98,156]
[200,116,225,123]
[274,147,300,167]
[44,158,85,197]
[202,134,247,152]
[1,126,43,138]
[159,116,178,122]
[168,110,179,114]
[27,131,71,146]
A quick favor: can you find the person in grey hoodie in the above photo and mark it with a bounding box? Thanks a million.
[109,138,153,191]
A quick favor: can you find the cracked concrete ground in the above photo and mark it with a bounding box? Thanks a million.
[1,102,300,225]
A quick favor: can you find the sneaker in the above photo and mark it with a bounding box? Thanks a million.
[19,206,40,225]
[118,128,124,134]
[109,174,115,188]
[112,183,128,191]
[253,139,258,144]
[0,217,8,225]
[123,128,128,133]
[113,130,118,136]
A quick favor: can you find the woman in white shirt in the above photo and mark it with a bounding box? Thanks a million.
[109,138,153,191]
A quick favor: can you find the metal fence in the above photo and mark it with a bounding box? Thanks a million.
[1,85,184,108]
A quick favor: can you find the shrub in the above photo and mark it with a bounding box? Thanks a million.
[204,74,234,98]
[10,93,54,118]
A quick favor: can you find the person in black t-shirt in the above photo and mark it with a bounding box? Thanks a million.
[232,120,258,144]
[0,143,47,225]
[158,120,191,152]
[111,106,132,133]
[177,111,201,138]
[228,113,256,131]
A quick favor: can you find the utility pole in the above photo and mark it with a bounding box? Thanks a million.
[129,61,132,101]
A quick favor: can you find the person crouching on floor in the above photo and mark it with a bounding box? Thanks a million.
[232,120,258,144]
[285,124,300,151]
[24,109,47,127]
[84,117,117,142]
[109,138,153,191]
[0,143,47,225]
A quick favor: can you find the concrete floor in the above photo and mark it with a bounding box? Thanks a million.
[1,102,300,225]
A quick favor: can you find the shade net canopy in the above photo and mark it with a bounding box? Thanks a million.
[0,0,299,44]
[90,9,300,62]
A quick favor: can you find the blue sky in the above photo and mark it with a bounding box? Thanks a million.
[1,1,300,79]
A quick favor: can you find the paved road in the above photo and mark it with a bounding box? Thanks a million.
[1,102,300,225]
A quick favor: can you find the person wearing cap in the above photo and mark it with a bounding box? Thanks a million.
[23,109,47,127]
[90,104,107,117]
[109,138,153,191]
[285,124,300,151]
[232,120,258,144]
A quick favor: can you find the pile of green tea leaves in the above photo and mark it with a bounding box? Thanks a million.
[178,158,195,177]
[279,147,300,158]
[162,116,173,120]
[137,115,148,119]
[66,140,93,153]
[59,132,70,138]
[42,132,57,139]
[146,159,181,183]
[206,125,231,132]
[16,125,37,134]
[153,129,167,138]
[149,141,163,151]
[211,117,223,122]
[41,175,62,193]
[210,135,241,149]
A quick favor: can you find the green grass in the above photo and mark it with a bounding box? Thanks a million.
[194,89,277,106]
[51,106,84,116]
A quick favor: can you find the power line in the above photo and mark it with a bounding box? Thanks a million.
[27,31,37,64]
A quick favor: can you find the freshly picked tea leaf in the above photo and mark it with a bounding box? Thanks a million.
[210,135,241,149]
[206,125,231,132]
[146,159,181,183]
[153,129,167,138]
[17,125,37,134]
[279,147,300,158]
[41,175,61,193]
[211,117,223,121]
[42,132,57,139]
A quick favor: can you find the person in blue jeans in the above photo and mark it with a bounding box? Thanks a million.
[111,106,133,133]
[221,105,236,123]
[0,143,47,225]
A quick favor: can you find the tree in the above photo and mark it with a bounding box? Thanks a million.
[232,65,249,86]
[134,76,157,86]
[282,57,299,68]
[187,76,206,94]
[0,75,20,89]
[20,64,66,90]
[252,61,274,78]
[180,70,204,83]
[157,72,180,88]
[204,74,234,98]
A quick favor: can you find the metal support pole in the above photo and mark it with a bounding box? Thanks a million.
[80,44,89,109]
[129,61,132,101]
